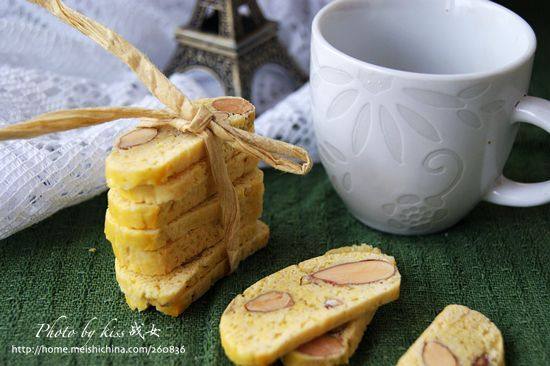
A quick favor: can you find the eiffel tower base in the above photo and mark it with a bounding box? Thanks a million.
[165,39,306,101]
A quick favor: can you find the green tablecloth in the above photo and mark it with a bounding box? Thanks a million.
[1,1,549,365]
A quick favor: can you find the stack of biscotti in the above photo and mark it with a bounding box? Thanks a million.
[104,97,270,317]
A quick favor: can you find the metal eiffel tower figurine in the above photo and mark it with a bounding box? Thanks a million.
[165,0,306,101]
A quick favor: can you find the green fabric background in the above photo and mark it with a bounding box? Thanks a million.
[1,1,549,365]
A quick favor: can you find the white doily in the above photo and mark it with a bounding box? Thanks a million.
[0,0,328,239]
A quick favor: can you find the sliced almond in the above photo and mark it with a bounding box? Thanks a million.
[116,128,158,149]
[212,98,254,115]
[324,298,343,309]
[311,259,395,285]
[473,355,489,366]
[296,335,344,357]
[422,341,458,366]
[245,291,294,313]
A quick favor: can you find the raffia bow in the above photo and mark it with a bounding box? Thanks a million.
[0,0,312,271]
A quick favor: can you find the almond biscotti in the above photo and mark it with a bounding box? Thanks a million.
[115,151,258,205]
[105,97,255,189]
[105,169,264,251]
[115,220,269,316]
[282,311,375,366]
[108,165,261,230]
[112,213,262,276]
[219,245,401,366]
[397,304,504,366]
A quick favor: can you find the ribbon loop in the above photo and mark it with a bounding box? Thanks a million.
[209,121,312,175]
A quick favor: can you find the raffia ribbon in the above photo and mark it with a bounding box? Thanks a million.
[0,0,312,272]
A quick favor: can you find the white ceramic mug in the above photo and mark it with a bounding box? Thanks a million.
[311,0,550,235]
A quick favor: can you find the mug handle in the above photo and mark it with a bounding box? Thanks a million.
[483,96,550,207]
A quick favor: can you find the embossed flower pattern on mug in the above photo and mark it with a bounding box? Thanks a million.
[382,194,449,232]
[310,49,498,231]
[381,149,464,231]
[404,83,506,129]
[396,104,442,142]
[326,89,359,120]
[379,105,403,163]
[358,71,393,95]
[318,140,353,192]
[351,103,371,156]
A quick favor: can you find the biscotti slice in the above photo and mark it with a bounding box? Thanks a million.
[115,220,270,316]
[219,245,401,366]
[108,164,262,230]
[105,169,264,251]
[113,214,262,276]
[397,304,504,366]
[106,97,255,189]
[116,152,258,204]
[282,311,375,366]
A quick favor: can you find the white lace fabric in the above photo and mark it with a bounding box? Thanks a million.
[0,0,327,239]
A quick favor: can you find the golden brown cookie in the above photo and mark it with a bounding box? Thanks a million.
[282,311,375,366]
[397,304,504,366]
[219,245,400,365]
[116,220,269,316]
[105,97,255,189]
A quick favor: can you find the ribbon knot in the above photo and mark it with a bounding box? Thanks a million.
[0,0,312,272]
[186,106,215,134]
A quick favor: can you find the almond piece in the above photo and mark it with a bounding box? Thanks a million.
[324,298,343,309]
[473,355,489,366]
[311,259,395,285]
[296,335,344,357]
[212,98,254,115]
[245,291,294,313]
[422,341,458,366]
[116,128,158,149]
